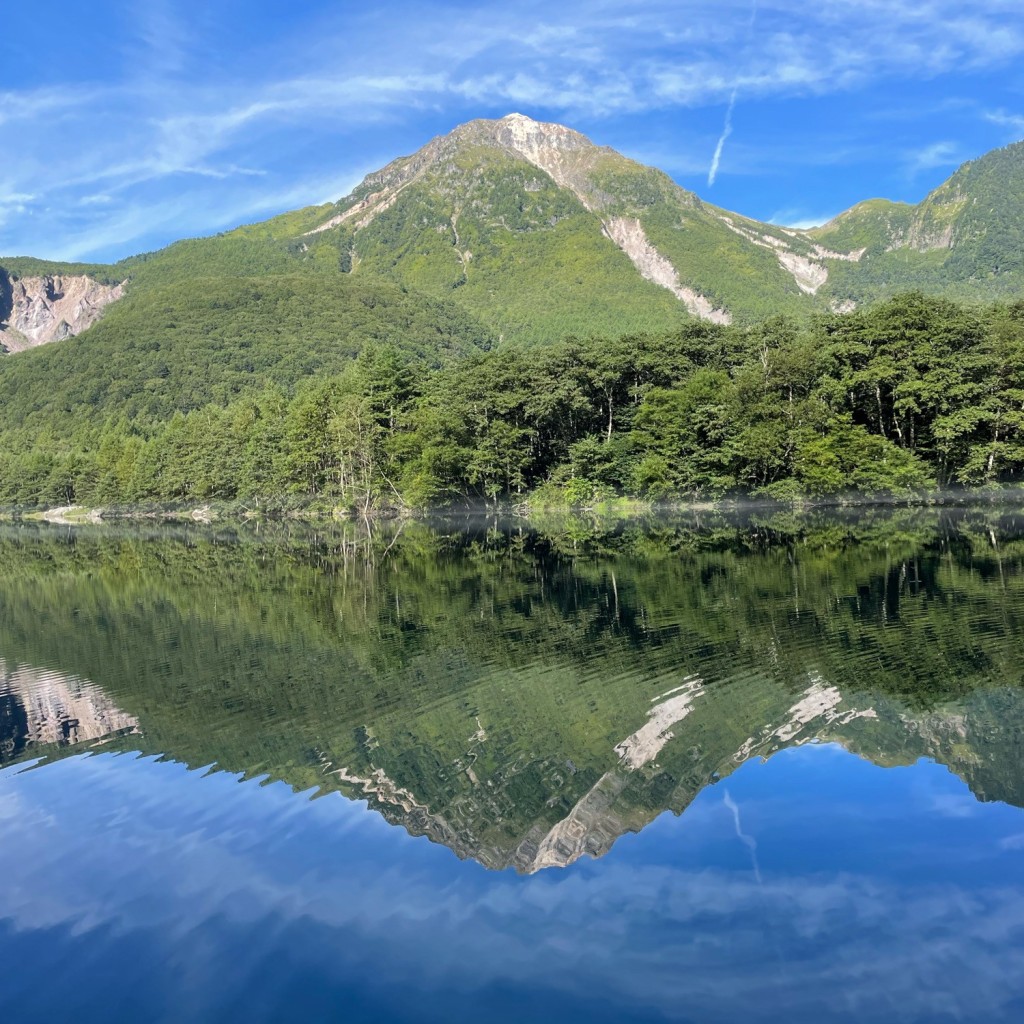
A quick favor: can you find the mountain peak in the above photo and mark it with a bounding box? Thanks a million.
[492,111,591,147]
[477,112,600,203]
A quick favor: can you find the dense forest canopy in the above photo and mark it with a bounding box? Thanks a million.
[2,291,1024,511]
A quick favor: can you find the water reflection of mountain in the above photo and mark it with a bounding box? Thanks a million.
[0,660,138,763]
[1,509,1023,871]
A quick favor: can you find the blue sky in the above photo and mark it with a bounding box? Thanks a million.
[2,0,1023,263]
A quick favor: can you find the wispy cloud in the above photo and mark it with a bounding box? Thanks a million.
[985,109,1024,138]
[129,0,193,76]
[999,832,1024,851]
[708,91,738,187]
[723,789,763,883]
[0,190,37,229]
[51,168,366,262]
[769,208,839,229]
[707,0,759,186]
[0,85,99,127]
[904,140,963,176]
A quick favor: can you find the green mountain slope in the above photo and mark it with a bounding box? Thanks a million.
[306,114,819,330]
[0,274,489,437]
[4,115,1024,360]
[814,139,1024,305]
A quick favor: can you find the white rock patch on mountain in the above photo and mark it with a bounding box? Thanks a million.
[0,273,125,353]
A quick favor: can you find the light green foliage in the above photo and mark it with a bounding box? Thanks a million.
[812,198,915,254]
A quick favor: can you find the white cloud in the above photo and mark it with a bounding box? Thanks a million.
[48,168,365,262]
[985,110,1024,140]
[0,191,37,229]
[928,791,978,819]
[905,140,963,176]
[769,208,839,229]
[129,0,193,76]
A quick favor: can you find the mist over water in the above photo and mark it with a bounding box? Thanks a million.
[2,508,1024,1022]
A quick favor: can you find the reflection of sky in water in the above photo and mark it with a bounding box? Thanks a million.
[2,744,1024,1023]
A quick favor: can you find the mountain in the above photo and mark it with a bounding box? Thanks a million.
[296,112,830,331]
[2,115,1023,510]
[4,115,1022,365]
[813,139,1024,305]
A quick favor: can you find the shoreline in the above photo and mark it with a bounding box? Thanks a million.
[6,486,1024,528]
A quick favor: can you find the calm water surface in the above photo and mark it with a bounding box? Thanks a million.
[2,509,1024,1022]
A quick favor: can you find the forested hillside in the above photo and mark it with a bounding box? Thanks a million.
[0,274,488,430]
[3,116,1024,512]
[813,139,1024,306]
[2,293,1022,510]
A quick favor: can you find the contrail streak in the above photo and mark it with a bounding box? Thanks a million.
[723,789,762,884]
[707,0,759,186]
[707,88,738,186]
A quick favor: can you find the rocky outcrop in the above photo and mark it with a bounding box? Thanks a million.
[891,220,956,253]
[491,112,609,211]
[714,214,867,296]
[776,251,829,295]
[0,270,125,354]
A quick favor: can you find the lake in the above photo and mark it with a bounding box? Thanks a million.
[2,508,1024,1023]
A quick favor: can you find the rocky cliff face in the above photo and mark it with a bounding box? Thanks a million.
[0,270,124,354]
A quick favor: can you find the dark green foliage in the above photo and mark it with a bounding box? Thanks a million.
[3,293,1024,509]
[943,142,1024,279]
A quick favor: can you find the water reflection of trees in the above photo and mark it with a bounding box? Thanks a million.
[0,508,1022,868]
